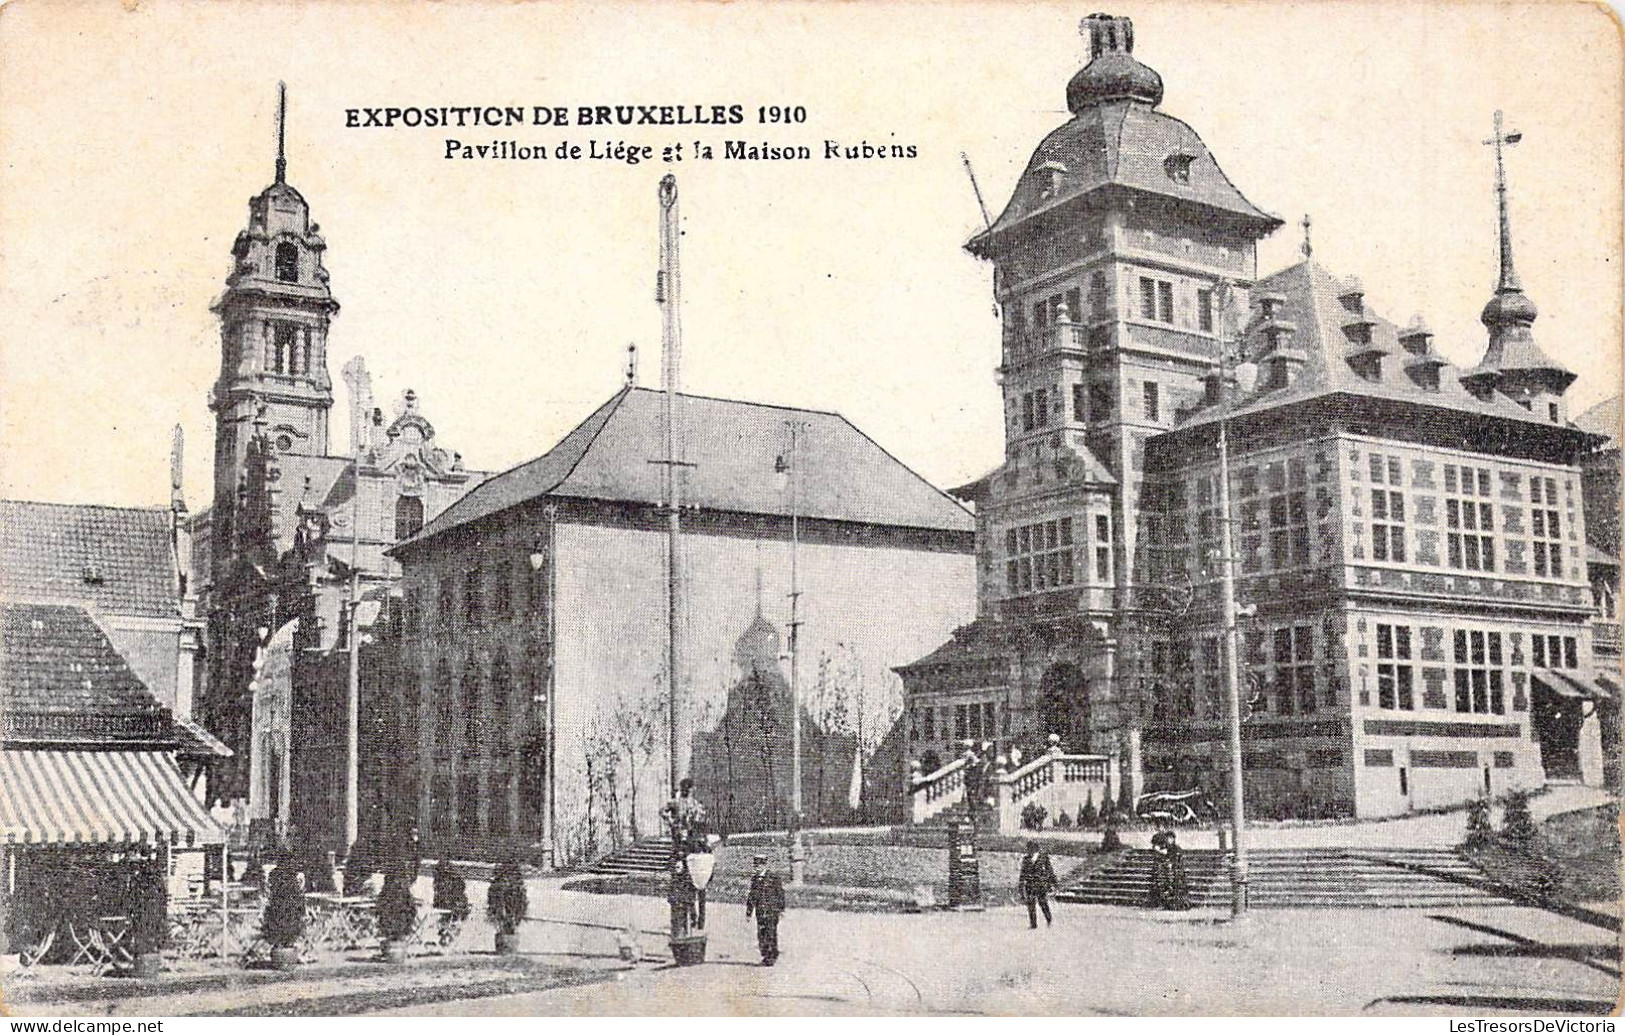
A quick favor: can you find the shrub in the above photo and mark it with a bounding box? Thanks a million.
[127,857,168,956]
[432,863,470,923]
[376,868,418,944]
[1019,802,1048,831]
[486,861,528,936]
[261,865,305,950]
[1100,808,1124,852]
[1054,810,1073,830]
[1501,789,1538,847]
[342,839,380,897]
[1078,792,1097,829]
[1464,796,1494,848]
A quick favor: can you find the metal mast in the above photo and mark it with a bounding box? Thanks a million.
[657,174,683,796]
[1214,280,1248,917]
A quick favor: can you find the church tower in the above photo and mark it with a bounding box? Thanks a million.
[209,83,339,515]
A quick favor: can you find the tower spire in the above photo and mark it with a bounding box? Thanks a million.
[1301,213,1312,261]
[275,81,287,184]
[1485,109,1523,291]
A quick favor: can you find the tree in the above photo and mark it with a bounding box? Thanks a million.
[604,679,665,842]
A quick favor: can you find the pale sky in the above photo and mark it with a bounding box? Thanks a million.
[1,1,1620,510]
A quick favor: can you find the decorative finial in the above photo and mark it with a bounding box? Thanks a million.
[1301,214,1312,261]
[626,343,637,387]
[275,82,287,184]
[1483,109,1524,292]
[170,424,186,513]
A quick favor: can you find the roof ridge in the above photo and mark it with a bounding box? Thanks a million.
[626,384,845,419]
[0,499,170,514]
[828,414,973,521]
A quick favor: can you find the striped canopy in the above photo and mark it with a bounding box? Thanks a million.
[0,749,225,846]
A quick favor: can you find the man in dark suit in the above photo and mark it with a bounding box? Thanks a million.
[1018,840,1057,929]
[744,852,786,966]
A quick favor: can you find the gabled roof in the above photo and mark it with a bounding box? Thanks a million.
[969,101,1279,256]
[401,388,973,549]
[1,601,166,724]
[1175,260,1577,433]
[0,500,180,618]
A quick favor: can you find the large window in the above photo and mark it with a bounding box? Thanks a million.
[1444,463,1496,573]
[1274,625,1317,714]
[1371,488,1406,562]
[1138,276,1174,323]
[1006,518,1075,595]
[394,495,424,541]
[1376,623,1415,711]
[1530,476,1563,578]
[1452,629,1505,714]
[1530,632,1579,669]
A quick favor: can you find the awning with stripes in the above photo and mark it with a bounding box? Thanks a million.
[0,749,226,846]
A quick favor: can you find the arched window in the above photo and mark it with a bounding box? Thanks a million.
[394,496,424,542]
[275,242,299,283]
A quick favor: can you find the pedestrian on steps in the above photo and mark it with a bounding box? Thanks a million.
[1018,840,1057,928]
[745,852,786,966]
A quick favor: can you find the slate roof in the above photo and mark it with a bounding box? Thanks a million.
[0,500,180,618]
[1174,260,1579,434]
[1576,396,1621,447]
[400,388,973,550]
[968,100,1279,256]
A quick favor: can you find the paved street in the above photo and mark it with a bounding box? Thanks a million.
[381,886,1621,1017]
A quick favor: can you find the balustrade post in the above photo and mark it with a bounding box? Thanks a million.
[994,766,1014,835]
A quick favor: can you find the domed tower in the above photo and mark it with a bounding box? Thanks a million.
[962,13,1281,624]
[209,83,340,514]
[1460,111,1575,423]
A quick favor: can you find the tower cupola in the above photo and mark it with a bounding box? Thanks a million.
[1066,14,1164,113]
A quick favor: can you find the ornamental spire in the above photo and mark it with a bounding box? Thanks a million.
[275,81,287,184]
[1485,109,1523,292]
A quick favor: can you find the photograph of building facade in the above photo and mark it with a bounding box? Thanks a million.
[188,102,488,826]
[385,386,975,862]
[901,13,1616,819]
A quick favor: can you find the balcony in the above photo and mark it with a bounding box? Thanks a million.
[1002,321,1106,369]
[1594,620,1620,656]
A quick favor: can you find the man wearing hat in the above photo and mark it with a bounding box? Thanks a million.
[744,852,786,966]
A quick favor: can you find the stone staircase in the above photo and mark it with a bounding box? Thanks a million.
[1057,846,1514,909]
[586,837,675,875]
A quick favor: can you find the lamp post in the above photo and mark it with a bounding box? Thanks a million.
[527,502,558,870]
[775,420,809,884]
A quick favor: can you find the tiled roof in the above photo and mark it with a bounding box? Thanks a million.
[1175,260,1578,433]
[1576,396,1621,447]
[0,500,180,618]
[969,100,1279,255]
[401,388,973,549]
[1,601,167,726]
[0,602,227,752]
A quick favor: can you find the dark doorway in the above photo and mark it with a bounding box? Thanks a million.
[1531,681,1584,780]
[1037,662,1090,749]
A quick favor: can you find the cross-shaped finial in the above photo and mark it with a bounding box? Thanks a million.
[1301,214,1312,261]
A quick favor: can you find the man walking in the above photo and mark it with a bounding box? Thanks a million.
[1018,840,1056,929]
[744,852,786,966]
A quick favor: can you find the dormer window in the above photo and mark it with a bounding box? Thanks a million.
[1164,153,1196,184]
[1037,161,1067,198]
[275,242,299,283]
